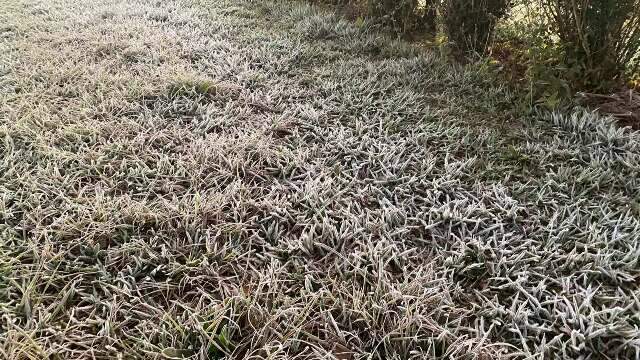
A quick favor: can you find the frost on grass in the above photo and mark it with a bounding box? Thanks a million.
[1,0,640,359]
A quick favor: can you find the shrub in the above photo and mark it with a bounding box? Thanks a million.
[539,0,640,90]
[366,0,420,33]
[421,0,438,34]
[443,0,512,57]
[491,3,574,109]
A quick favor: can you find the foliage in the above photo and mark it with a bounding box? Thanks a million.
[538,0,640,90]
[493,0,640,111]
[421,0,438,34]
[442,0,512,57]
[493,4,574,109]
[310,0,436,34]
[366,0,417,32]
[312,0,639,95]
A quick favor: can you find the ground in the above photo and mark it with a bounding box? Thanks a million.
[1,0,639,359]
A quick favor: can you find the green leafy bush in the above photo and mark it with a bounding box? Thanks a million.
[492,4,574,109]
[443,0,512,57]
[539,0,640,90]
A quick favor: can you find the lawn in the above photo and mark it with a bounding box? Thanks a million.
[1,0,639,358]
